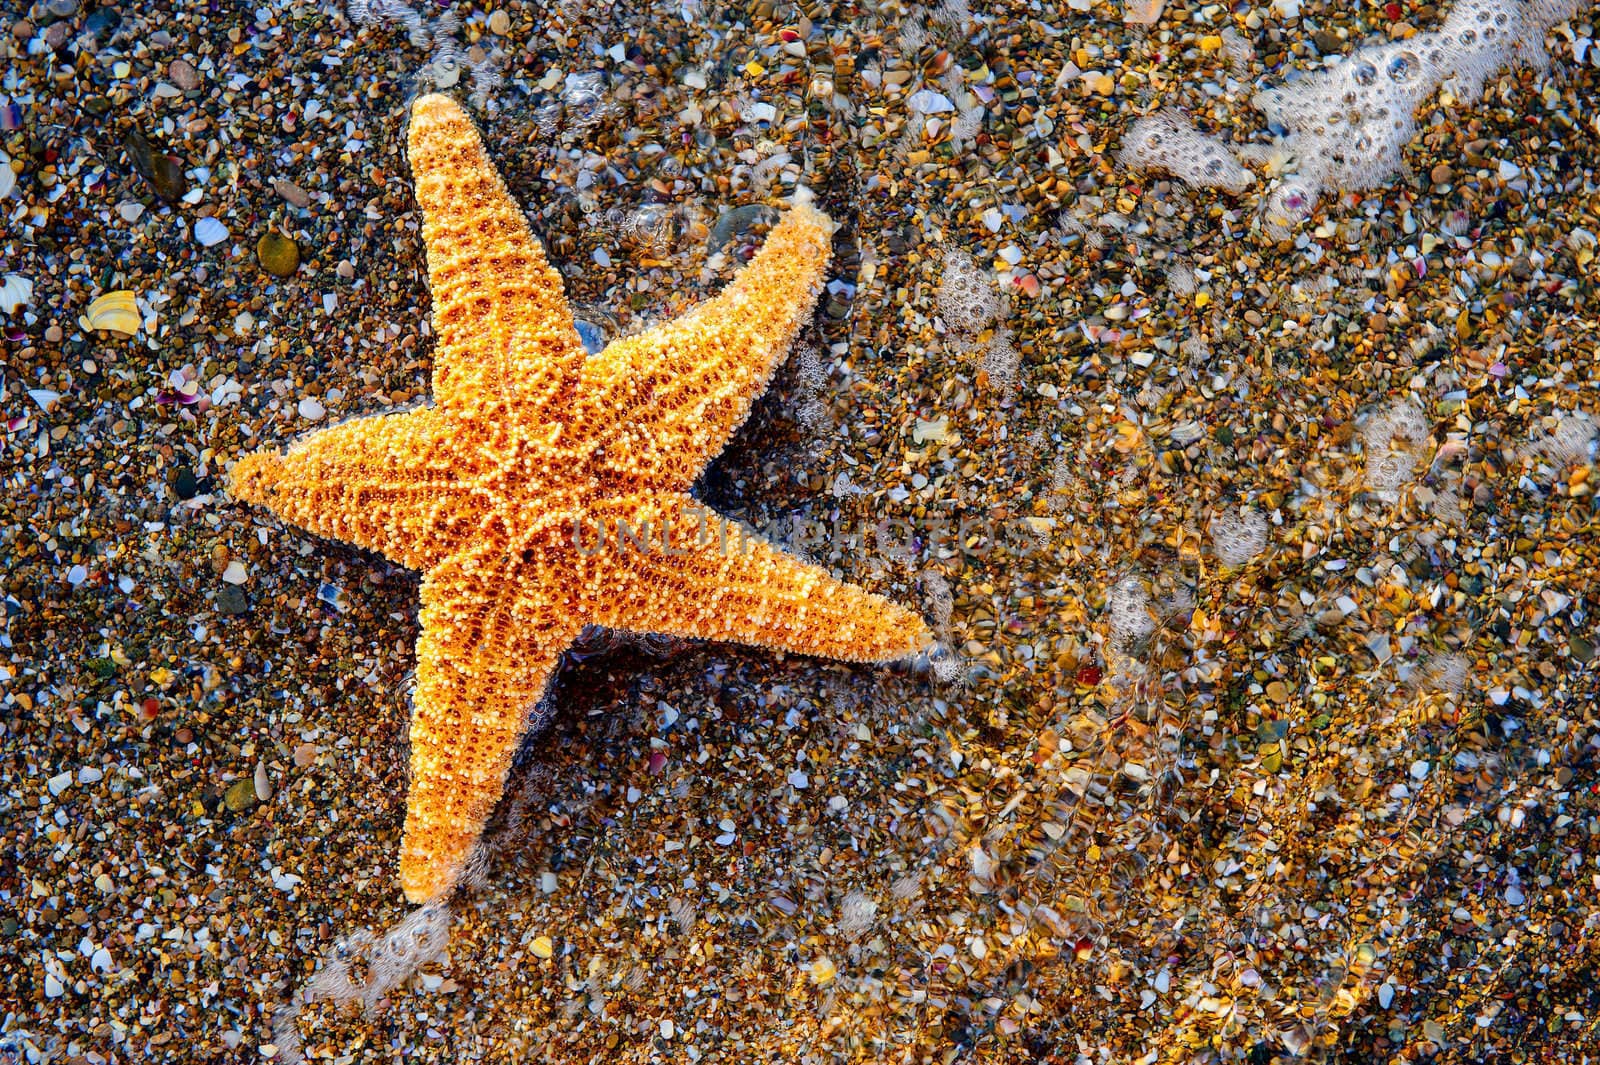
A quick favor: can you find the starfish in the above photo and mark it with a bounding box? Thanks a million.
[229,94,934,904]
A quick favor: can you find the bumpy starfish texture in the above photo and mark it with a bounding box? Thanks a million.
[229,94,934,904]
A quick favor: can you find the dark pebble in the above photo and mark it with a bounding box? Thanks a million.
[217,584,250,615]
[173,468,198,500]
[124,129,187,202]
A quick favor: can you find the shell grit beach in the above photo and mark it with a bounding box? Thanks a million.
[2,0,1599,1062]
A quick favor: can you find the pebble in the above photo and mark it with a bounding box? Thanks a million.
[297,396,326,421]
[223,777,257,813]
[273,178,311,208]
[257,232,300,277]
[123,129,187,202]
[168,58,201,90]
[216,585,249,616]
[221,560,249,585]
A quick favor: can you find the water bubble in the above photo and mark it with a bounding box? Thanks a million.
[575,320,608,354]
[1352,60,1378,86]
[1494,11,1508,25]
[1460,28,1477,45]
[1387,51,1418,82]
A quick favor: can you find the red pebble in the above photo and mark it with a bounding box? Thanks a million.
[139,697,160,720]
[1076,664,1102,687]
[1073,937,1095,961]
[1385,2,1402,17]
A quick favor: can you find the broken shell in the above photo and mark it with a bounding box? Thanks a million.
[0,274,33,314]
[82,291,140,336]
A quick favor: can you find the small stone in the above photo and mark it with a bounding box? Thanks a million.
[44,324,62,343]
[168,58,200,91]
[254,760,272,802]
[531,935,554,959]
[487,9,510,34]
[47,770,72,796]
[223,777,257,812]
[1430,162,1453,186]
[257,232,300,277]
[124,129,187,202]
[222,560,248,585]
[217,585,249,616]
[173,468,198,500]
[298,396,326,421]
[273,179,311,208]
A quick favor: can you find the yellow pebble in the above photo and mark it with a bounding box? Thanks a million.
[531,936,554,959]
[1200,34,1223,51]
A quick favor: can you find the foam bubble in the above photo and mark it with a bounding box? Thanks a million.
[1254,0,1580,231]
[1362,399,1430,493]
[1117,109,1255,195]
[936,249,1001,335]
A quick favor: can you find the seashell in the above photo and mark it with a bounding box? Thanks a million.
[82,291,141,336]
[194,216,229,247]
[0,274,33,314]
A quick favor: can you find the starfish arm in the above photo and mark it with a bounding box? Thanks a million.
[400,546,583,903]
[581,204,833,491]
[577,493,934,662]
[228,408,478,572]
[408,94,584,420]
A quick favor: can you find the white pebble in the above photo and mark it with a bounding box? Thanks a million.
[47,770,73,796]
[787,769,809,789]
[297,396,326,421]
[222,561,249,585]
[194,216,229,247]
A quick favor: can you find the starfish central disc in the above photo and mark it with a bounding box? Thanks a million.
[230,94,934,904]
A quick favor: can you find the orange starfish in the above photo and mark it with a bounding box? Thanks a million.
[229,94,933,904]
